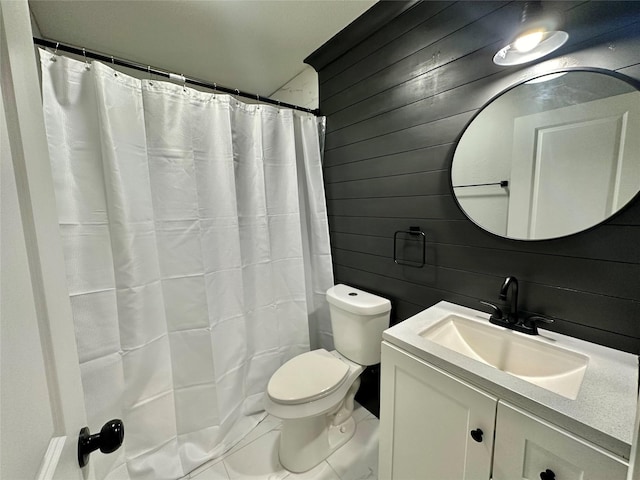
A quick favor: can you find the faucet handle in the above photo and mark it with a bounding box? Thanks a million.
[526,315,554,326]
[479,301,504,320]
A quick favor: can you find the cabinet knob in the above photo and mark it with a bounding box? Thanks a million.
[78,419,124,467]
[539,469,556,480]
[470,428,483,442]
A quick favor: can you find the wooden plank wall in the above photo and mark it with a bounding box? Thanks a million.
[308,1,640,355]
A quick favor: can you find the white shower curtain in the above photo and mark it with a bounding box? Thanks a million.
[40,51,334,480]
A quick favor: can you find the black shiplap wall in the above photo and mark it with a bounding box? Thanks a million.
[308,1,640,354]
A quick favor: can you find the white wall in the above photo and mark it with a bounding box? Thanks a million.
[269,66,319,110]
[30,8,41,35]
[32,3,318,112]
[451,98,513,236]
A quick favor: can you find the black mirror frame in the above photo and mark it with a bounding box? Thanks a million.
[450,67,640,242]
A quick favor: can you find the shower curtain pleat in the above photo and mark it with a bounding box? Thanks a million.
[294,115,335,350]
[40,50,334,480]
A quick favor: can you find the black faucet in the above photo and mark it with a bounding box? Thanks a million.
[481,275,554,335]
[499,276,519,324]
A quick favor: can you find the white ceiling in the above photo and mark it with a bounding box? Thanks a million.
[29,0,376,97]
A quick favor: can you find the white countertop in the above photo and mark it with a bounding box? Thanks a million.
[382,301,639,459]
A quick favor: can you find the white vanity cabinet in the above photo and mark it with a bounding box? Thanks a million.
[493,402,628,480]
[379,341,629,480]
[379,342,497,480]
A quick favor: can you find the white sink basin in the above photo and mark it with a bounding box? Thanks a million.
[420,314,589,400]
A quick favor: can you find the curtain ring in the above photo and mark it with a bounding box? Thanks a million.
[50,41,59,62]
[83,48,90,70]
[181,74,187,92]
[147,66,153,84]
[111,56,117,76]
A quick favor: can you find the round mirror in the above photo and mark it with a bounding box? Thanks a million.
[451,69,640,240]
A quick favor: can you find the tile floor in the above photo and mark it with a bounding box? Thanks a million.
[182,403,379,480]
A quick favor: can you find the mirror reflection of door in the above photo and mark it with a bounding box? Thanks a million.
[508,92,640,239]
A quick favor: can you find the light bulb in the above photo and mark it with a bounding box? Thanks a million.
[513,30,544,52]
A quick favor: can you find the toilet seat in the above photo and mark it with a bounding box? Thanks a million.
[267,349,349,405]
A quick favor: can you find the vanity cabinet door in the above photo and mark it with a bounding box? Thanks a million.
[379,342,497,480]
[493,401,628,480]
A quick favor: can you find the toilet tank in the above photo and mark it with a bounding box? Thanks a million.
[326,284,391,366]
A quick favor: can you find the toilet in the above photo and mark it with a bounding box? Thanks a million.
[264,284,391,473]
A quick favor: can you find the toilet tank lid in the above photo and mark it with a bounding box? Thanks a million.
[326,284,391,316]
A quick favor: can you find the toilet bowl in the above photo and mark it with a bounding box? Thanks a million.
[264,284,391,473]
[264,349,364,472]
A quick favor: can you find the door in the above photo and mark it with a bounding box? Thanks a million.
[507,92,640,239]
[493,401,628,480]
[379,342,497,480]
[1,1,95,478]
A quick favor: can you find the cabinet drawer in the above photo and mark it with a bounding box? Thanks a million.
[493,401,627,480]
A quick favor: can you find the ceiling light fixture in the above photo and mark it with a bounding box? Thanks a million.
[493,1,568,66]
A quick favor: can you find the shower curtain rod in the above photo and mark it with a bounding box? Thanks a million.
[33,37,321,116]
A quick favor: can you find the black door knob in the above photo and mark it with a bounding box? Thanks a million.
[540,469,556,480]
[78,419,124,467]
[470,428,483,442]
